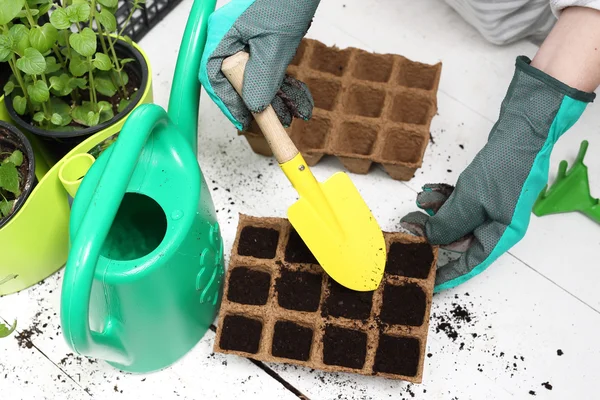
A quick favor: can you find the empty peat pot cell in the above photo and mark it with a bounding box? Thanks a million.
[379,283,426,327]
[271,320,314,361]
[237,225,280,259]
[285,228,318,264]
[385,241,434,279]
[374,334,421,377]
[396,59,440,91]
[276,269,323,312]
[351,52,394,83]
[309,42,351,76]
[330,120,379,156]
[387,90,434,125]
[380,127,426,164]
[322,279,374,320]
[219,315,263,354]
[304,75,342,111]
[291,114,332,153]
[226,266,271,306]
[342,85,387,118]
[322,325,368,370]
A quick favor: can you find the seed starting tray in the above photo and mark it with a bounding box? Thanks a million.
[214,214,438,383]
[239,38,442,181]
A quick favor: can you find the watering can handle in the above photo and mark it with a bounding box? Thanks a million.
[61,105,170,363]
[221,52,300,164]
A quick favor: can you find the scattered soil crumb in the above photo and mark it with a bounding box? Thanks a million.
[557,349,563,356]
[529,391,536,396]
[541,382,553,390]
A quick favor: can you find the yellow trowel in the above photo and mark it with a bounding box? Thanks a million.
[222,52,386,291]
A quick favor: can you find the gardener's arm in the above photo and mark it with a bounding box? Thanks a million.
[401,4,600,292]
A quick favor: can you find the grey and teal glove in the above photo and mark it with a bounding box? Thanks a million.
[401,56,595,292]
[199,0,320,131]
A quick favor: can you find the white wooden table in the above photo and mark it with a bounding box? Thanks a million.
[2,0,599,398]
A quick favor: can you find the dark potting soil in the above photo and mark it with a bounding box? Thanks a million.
[322,325,367,369]
[227,267,271,305]
[379,283,426,326]
[276,269,322,312]
[373,334,420,377]
[284,228,318,264]
[322,279,373,320]
[219,315,263,354]
[271,320,313,361]
[385,242,433,279]
[237,226,280,259]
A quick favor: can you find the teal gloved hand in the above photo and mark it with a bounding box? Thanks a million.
[199,0,320,131]
[401,56,595,293]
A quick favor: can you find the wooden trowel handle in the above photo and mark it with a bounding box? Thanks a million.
[221,51,299,164]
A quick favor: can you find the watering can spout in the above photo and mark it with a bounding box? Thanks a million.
[167,0,217,153]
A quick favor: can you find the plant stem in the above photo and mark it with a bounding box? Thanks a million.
[40,73,52,118]
[87,58,98,111]
[118,0,139,38]
[52,45,67,69]
[23,2,37,28]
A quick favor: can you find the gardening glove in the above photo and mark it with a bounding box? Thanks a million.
[199,0,320,131]
[401,56,595,293]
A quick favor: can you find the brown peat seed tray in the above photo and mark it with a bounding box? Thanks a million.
[239,38,442,181]
[214,214,438,383]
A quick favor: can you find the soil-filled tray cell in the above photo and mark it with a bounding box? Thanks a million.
[385,242,434,279]
[219,315,263,354]
[227,267,271,306]
[305,76,342,111]
[237,226,280,259]
[284,228,319,264]
[322,279,373,320]
[396,60,440,91]
[374,334,421,377]
[351,52,394,83]
[343,85,386,118]
[309,42,351,76]
[388,91,434,125]
[380,127,426,164]
[322,325,367,370]
[291,114,331,152]
[271,320,314,361]
[330,121,378,156]
[379,283,426,327]
[276,269,323,312]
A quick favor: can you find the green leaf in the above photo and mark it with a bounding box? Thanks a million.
[0,320,17,338]
[50,113,63,125]
[57,30,69,47]
[93,52,112,71]
[0,0,25,25]
[29,23,58,54]
[16,48,46,75]
[49,73,71,96]
[38,3,51,16]
[4,150,23,167]
[97,8,117,32]
[119,58,135,66]
[72,102,97,126]
[112,69,128,86]
[0,199,14,218]
[95,73,117,96]
[33,111,45,122]
[49,97,72,126]
[69,27,97,58]
[98,0,118,7]
[0,162,20,195]
[117,98,131,113]
[13,95,26,115]
[50,7,70,29]
[66,3,90,23]
[9,25,30,56]
[27,80,49,103]
[44,56,61,74]
[123,35,133,46]
[70,77,87,90]
[98,100,114,123]
[17,8,38,17]
[69,54,89,77]
[4,81,15,96]
[0,36,12,62]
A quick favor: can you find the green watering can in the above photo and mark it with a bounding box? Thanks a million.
[60,0,224,373]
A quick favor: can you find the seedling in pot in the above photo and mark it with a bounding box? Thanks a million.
[0,148,24,219]
[0,0,145,131]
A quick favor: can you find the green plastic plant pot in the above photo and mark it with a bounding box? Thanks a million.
[0,41,154,296]
[5,37,150,164]
[60,0,223,373]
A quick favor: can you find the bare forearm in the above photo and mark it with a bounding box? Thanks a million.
[531,6,600,92]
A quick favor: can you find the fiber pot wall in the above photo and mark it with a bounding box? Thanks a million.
[6,37,150,164]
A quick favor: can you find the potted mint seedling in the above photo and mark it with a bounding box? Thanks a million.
[0,0,151,162]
